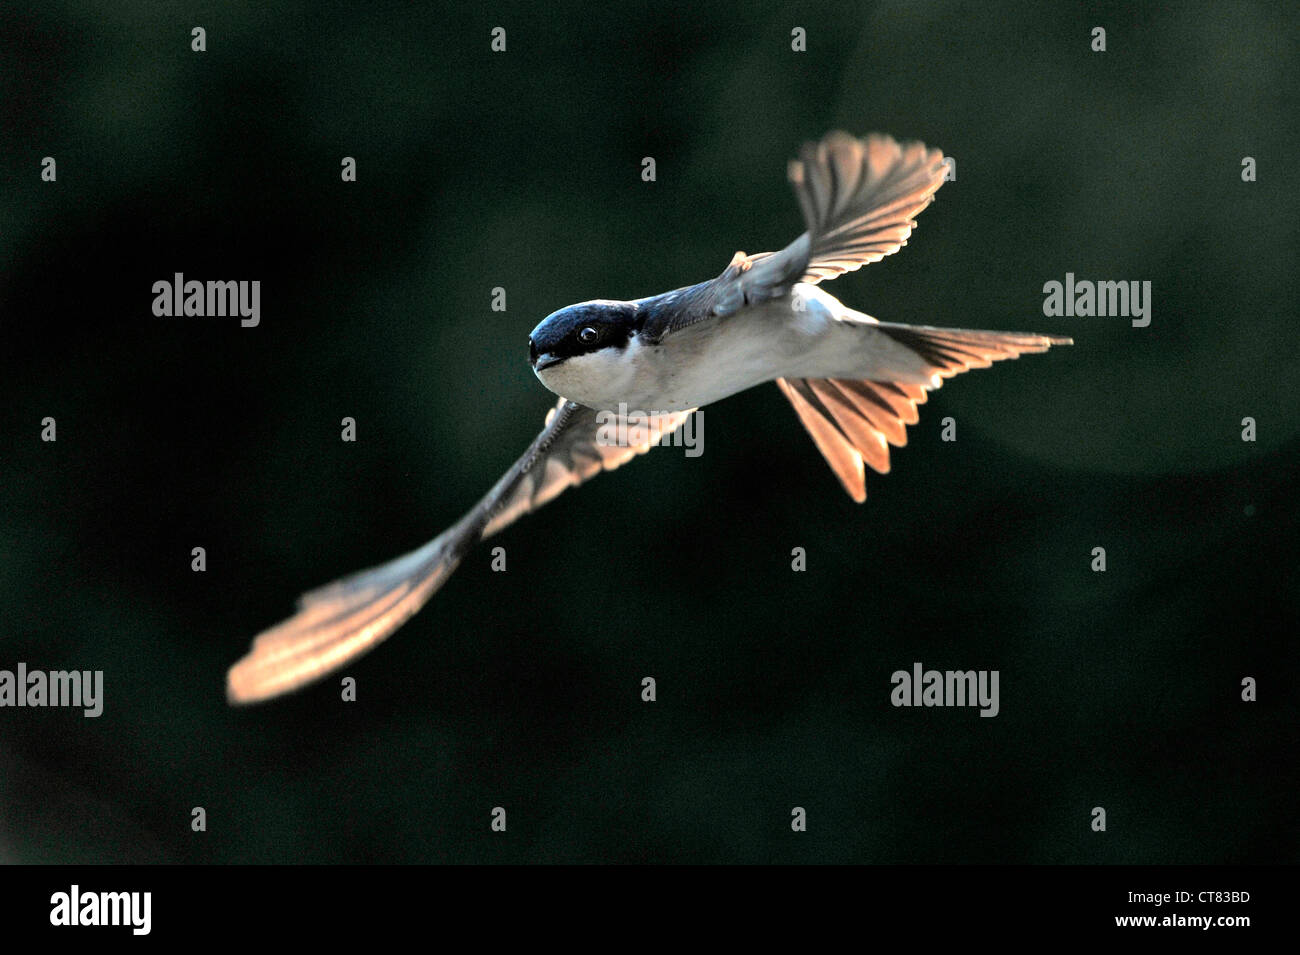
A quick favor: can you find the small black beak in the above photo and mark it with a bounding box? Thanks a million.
[533,352,566,372]
[529,336,567,371]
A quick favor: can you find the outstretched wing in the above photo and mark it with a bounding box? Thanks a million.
[789,132,949,283]
[694,132,950,321]
[226,399,694,704]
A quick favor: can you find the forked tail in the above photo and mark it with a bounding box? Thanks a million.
[777,324,1072,501]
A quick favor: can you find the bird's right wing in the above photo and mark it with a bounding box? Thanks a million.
[226,399,694,704]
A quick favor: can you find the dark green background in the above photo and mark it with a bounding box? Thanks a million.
[1,0,1296,863]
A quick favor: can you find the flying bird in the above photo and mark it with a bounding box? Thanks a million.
[227,131,1071,704]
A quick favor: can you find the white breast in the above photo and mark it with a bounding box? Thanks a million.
[534,284,853,413]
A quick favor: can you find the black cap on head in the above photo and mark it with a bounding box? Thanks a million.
[529,300,639,365]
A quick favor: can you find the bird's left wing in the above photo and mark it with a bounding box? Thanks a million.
[656,131,949,328]
[226,399,693,704]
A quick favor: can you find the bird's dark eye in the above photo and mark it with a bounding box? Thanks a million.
[579,326,600,344]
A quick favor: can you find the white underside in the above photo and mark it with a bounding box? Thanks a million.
[534,284,935,413]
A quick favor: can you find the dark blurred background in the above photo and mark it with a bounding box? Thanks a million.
[1,0,1296,864]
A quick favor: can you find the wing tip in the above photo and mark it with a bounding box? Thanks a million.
[225,661,266,706]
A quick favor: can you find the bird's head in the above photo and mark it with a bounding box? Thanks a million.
[528,300,640,393]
